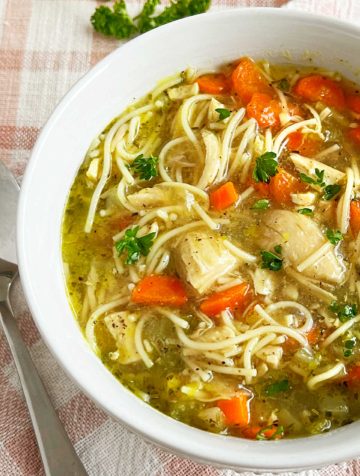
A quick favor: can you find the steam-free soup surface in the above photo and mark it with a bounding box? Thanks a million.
[63,57,360,440]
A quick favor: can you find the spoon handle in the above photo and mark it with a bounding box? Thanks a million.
[0,295,88,475]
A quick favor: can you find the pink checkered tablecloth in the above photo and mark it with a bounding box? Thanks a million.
[1,1,360,475]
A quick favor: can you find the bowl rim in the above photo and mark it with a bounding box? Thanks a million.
[17,7,360,471]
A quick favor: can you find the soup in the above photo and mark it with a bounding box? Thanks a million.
[62,56,360,440]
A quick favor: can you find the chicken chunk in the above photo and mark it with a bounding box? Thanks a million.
[127,185,173,209]
[173,231,238,293]
[104,312,140,364]
[290,153,345,186]
[258,210,345,284]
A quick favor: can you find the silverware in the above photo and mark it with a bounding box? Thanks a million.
[0,161,88,476]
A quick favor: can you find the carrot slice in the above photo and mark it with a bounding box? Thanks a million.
[269,168,305,204]
[242,424,283,440]
[246,92,281,129]
[200,283,252,317]
[286,131,303,151]
[131,275,188,307]
[217,395,250,427]
[348,126,360,146]
[210,182,239,210]
[231,57,273,105]
[293,75,345,109]
[350,200,360,236]
[286,132,322,157]
[347,94,360,114]
[196,74,230,95]
[343,364,360,386]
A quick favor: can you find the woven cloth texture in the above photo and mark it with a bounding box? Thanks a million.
[1,1,360,475]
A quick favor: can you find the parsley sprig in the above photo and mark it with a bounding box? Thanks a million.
[300,168,341,201]
[253,152,278,184]
[326,229,343,245]
[91,0,211,39]
[215,108,231,121]
[130,154,159,180]
[115,226,156,264]
[260,245,283,271]
[329,301,358,323]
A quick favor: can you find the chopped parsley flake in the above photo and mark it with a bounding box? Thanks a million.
[215,108,231,121]
[251,199,270,210]
[115,226,156,265]
[265,379,290,396]
[326,229,343,245]
[329,301,358,323]
[130,154,159,180]
[260,249,283,271]
[297,207,313,216]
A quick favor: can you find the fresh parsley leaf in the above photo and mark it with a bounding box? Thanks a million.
[260,250,283,271]
[130,154,159,180]
[344,349,353,357]
[299,168,325,187]
[251,199,270,210]
[329,301,358,323]
[274,244,282,255]
[278,78,290,92]
[137,0,211,33]
[253,152,278,184]
[265,379,290,396]
[91,0,211,39]
[115,226,156,264]
[215,108,231,121]
[297,207,313,216]
[256,425,285,441]
[326,229,343,245]
[91,1,137,39]
[345,338,356,349]
[323,184,341,201]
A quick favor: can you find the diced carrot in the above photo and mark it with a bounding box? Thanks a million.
[210,182,239,210]
[347,94,360,114]
[200,283,253,317]
[242,424,282,440]
[293,75,345,110]
[343,364,360,386]
[217,394,250,427]
[269,168,305,205]
[286,132,322,157]
[350,200,360,236]
[246,92,281,129]
[231,57,273,105]
[131,275,188,307]
[196,74,230,95]
[348,126,360,146]
[284,325,320,352]
[286,131,303,151]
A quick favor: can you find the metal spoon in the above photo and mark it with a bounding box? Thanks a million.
[0,161,88,476]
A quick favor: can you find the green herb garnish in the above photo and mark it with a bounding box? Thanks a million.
[329,301,358,323]
[260,250,283,271]
[326,229,343,245]
[265,379,290,396]
[344,338,356,357]
[297,208,313,216]
[215,108,231,121]
[253,152,278,184]
[256,425,285,441]
[274,244,282,255]
[115,226,156,264]
[300,168,325,187]
[251,199,270,210]
[278,78,290,92]
[299,169,341,200]
[323,184,341,201]
[130,154,159,180]
[91,0,211,39]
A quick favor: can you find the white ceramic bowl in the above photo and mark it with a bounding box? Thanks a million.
[18,8,360,472]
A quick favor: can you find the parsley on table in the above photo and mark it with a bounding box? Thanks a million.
[130,154,159,180]
[115,226,156,265]
[215,108,231,121]
[253,152,278,184]
[260,248,283,272]
[329,301,358,323]
[256,425,285,441]
[297,208,313,216]
[91,0,211,39]
[323,184,341,201]
[265,379,290,396]
[251,199,270,210]
[326,229,343,245]
[299,168,341,200]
